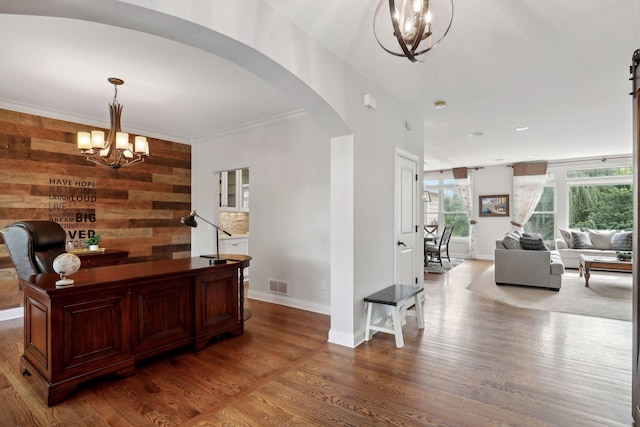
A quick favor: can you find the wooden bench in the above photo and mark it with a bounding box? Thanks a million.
[364,284,424,348]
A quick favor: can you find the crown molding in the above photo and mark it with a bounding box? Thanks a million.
[0,98,189,145]
[190,110,308,144]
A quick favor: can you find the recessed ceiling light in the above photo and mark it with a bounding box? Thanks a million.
[468,132,484,137]
[434,100,446,109]
[493,158,505,162]
[515,126,529,131]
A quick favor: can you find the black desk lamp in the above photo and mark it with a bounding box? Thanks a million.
[180,210,232,264]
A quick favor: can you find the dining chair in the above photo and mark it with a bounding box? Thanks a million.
[423,225,438,242]
[425,226,453,266]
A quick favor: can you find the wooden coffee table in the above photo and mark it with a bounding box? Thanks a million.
[578,255,632,287]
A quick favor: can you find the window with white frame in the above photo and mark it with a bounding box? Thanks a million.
[566,166,632,230]
[524,186,555,240]
[424,176,469,238]
[526,163,632,240]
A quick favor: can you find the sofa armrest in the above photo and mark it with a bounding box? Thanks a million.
[555,239,569,250]
[494,249,561,287]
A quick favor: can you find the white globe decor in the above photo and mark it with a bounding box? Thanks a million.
[52,253,81,287]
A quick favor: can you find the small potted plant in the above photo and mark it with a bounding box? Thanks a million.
[86,235,101,251]
[616,251,632,261]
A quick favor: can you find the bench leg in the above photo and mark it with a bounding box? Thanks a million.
[365,302,374,341]
[391,307,404,348]
[414,294,425,330]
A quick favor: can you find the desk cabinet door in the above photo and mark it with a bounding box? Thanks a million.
[55,290,130,380]
[195,269,239,337]
[131,278,194,357]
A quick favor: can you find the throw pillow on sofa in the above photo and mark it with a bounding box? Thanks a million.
[520,236,548,251]
[572,231,593,249]
[586,229,617,250]
[523,232,543,239]
[502,232,522,249]
[558,228,578,249]
[611,231,633,251]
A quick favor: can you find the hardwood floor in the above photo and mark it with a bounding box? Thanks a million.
[0,259,632,426]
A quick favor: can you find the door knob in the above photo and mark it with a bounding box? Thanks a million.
[397,241,406,247]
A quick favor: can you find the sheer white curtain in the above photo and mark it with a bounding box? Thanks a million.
[452,167,477,258]
[511,162,548,231]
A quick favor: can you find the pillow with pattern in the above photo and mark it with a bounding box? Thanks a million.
[520,236,548,251]
[572,231,593,249]
[558,228,577,249]
[611,231,633,251]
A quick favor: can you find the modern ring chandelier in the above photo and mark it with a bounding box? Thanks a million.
[373,0,454,63]
[77,78,149,169]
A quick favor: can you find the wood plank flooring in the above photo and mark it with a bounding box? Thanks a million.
[0,259,632,426]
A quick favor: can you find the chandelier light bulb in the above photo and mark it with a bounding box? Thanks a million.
[77,132,91,150]
[116,132,129,150]
[91,130,105,148]
[134,136,149,155]
[404,17,414,35]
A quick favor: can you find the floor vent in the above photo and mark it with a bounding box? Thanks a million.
[269,279,288,295]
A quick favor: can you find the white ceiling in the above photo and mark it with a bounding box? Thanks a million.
[0,1,638,171]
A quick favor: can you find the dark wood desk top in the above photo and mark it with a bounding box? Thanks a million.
[74,249,129,257]
[22,255,251,295]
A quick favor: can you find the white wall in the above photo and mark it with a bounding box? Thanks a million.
[192,114,332,314]
[423,166,513,259]
[472,166,514,259]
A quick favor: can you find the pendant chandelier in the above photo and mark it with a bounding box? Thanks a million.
[77,77,149,169]
[373,0,454,63]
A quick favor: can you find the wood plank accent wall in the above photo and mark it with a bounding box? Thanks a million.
[0,108,192,310]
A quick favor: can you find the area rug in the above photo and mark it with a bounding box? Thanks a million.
[466,266,632,321]
[425,258,464,274]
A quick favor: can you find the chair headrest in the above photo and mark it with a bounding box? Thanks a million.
[11,221,66,248]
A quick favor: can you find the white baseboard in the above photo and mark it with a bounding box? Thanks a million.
[0,307,24,322]
[247,290,330,316]
[328,329,359,348]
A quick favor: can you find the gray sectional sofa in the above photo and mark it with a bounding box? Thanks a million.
[494,230,565,290]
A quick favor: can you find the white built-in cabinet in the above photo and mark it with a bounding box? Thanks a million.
[220,168,249,212]
[220,236,249,279]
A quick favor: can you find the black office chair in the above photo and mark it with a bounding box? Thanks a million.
[425,226,453,266]
[2,221,67,279]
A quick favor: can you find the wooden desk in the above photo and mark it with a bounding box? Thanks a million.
[75,249,128,268]
[20,255,250,405]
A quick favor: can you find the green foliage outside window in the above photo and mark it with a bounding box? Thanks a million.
[569,185,633,230]
[524,167,633,240]
[566,167,632,179]
[423,183,470,238]
[443,189,469,237]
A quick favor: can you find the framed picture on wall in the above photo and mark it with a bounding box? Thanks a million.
[479,194,509,217]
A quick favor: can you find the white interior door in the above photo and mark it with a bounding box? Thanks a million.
[395,151,419,286]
